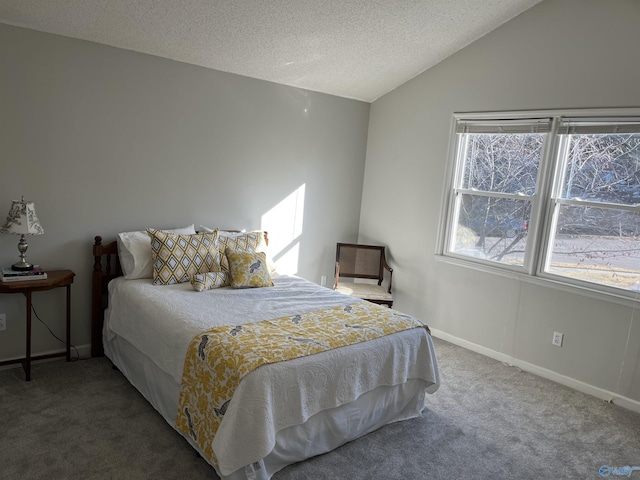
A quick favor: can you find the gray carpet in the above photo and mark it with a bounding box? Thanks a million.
[1,338,639,480]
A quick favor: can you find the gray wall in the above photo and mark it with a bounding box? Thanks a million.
[0,24,370,361]
[361,0,640,404]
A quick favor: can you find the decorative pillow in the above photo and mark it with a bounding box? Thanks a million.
[216,230,263,256]
[117,224,196,280]
[226,250,273,288]
[210,229,266,284]
[191,270,230,292]
[147,229,220,285]
[199,227,275,275]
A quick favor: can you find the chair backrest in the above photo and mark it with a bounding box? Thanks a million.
[336,243,386,282]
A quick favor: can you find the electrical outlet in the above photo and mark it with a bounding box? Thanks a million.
[0,313,6,331]
[552,331,563,347]
[320,275,327,287]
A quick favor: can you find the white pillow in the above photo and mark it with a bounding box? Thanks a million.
[117,224,196,280]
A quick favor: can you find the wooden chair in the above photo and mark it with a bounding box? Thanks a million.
[334,243,393,308]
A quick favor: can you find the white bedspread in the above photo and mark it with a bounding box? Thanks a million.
[104,274,440,476]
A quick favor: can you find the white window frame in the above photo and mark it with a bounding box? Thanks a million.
[437,108,640,303]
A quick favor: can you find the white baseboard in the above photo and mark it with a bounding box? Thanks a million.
[430,328,640,415]
[0,343,92,372]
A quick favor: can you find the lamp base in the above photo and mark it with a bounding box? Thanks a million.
[12,234,34,271]
[12,261,34,271]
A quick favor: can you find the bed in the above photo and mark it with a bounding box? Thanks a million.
[91,228,440,480]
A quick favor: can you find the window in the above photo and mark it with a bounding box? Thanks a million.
[441,110,640,298]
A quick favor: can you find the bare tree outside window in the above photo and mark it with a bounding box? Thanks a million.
[451,132,543,266]
[546,133,640,289]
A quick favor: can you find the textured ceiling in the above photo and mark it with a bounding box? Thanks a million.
[0,0,542,102]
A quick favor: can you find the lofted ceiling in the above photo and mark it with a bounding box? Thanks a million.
[0,0,542,102]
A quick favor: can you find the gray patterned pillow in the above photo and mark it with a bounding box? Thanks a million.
[147,229,220,285]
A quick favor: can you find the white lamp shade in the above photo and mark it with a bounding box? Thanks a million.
[2,199,44,235]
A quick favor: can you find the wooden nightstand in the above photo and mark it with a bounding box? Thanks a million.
[0,270,75,381]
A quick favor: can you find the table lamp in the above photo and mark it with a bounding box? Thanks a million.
[1,196,45,271]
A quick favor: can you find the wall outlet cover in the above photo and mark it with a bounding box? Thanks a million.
[552,331,563,347]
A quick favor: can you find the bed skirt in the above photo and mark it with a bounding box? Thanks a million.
[104,332,429,480]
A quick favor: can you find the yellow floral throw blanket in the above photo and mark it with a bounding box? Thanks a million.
[175,301,428,469]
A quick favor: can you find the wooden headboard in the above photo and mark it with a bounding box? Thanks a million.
[91,231,268,357]
[91,236,123,357]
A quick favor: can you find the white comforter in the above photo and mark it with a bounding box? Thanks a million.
[104,274,440,476]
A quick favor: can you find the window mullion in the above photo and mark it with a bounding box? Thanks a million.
[523,117,560,275]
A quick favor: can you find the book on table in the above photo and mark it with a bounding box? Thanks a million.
[1,266,47,282]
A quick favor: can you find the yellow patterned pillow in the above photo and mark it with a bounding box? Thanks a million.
[226,250,273,288]
[214,229,266,285]
[147,229,220,285]
[191,270,230,292]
